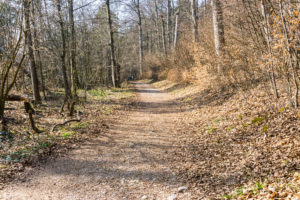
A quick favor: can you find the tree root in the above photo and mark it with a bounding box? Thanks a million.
[51,111,81,132]
[24,102,43,133]
[60,98,76,116]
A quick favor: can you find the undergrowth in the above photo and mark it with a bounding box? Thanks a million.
[0,84,134,185]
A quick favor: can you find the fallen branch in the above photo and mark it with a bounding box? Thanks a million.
[24,102,43,133]
[51,110,81,132]
[6,95,43,133]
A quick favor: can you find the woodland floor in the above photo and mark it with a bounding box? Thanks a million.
[0,80,299,200]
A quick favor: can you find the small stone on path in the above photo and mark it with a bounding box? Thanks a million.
[178,186,188,193]
[141,195,148,200]
[168,194,177,200]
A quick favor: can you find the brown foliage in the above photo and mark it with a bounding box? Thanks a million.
[144,0,299,107]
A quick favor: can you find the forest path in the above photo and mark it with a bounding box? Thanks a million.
[0,82,195,200]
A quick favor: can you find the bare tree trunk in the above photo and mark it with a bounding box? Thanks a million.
[211,0,225,73]
[68,0,79,93]
[167,0,172,49]
[0,99,6,131]
[148,32,152,54]
[32,0,46,100]
[24,0,41,103]
[57,0,71,99]
[173,9,180,49]
[106,0,117,87]
[171,0,175,48]
[161,16,167,56]
[191,0,198,42]
[137,0,143,77]
[154,0,162,52]
[204,0,207,16]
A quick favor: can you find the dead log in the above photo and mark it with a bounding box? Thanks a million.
[6,94,28,101]
[51,110,81,132]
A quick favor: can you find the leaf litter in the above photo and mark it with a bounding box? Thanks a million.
[156,80,299,199]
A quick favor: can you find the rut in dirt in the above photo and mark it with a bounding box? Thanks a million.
[0,83,197,200]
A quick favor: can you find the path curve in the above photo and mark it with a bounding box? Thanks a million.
[0,83,195,200]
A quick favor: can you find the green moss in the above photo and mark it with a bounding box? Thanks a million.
[88,88,106,98]
[183,97,192,102]
[207,126,216,133]
[71,121,93,129]
[221,195,233,199]
[61,131,76,139]
[251,116,265,125]
[243,123,249,127]
[278,107,285,112]
[262,125,269,133]
[254,182,263,191]
[236,188,244,196]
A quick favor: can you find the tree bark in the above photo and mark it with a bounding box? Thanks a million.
[24,0,41,103]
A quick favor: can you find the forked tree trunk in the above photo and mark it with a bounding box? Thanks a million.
[24,0,41,103]
[0,34,25,131]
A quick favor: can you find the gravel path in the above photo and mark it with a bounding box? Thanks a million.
[0,83,195,200]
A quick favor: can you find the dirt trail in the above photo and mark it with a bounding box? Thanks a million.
[0,83,195,200]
